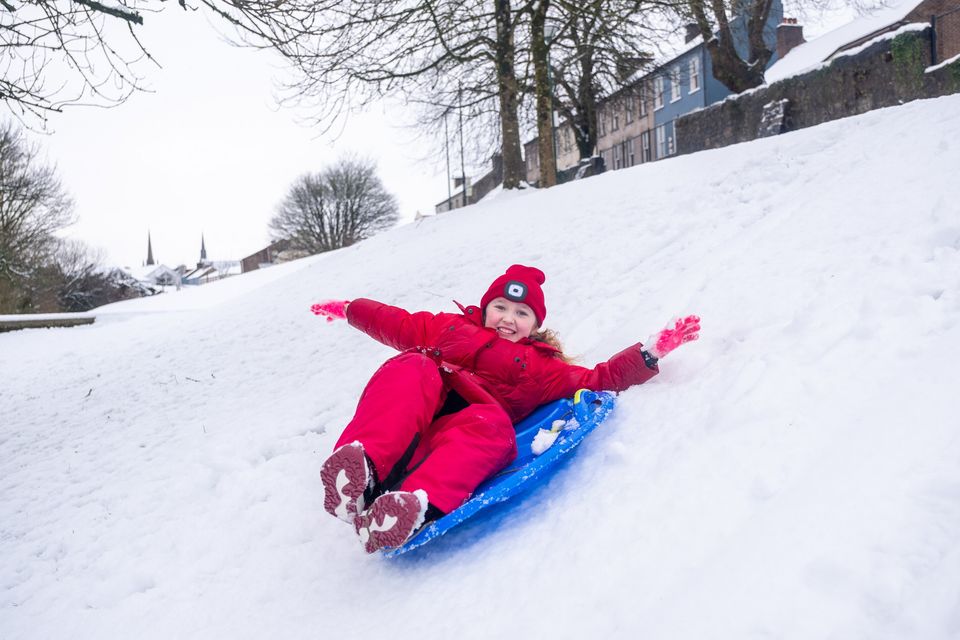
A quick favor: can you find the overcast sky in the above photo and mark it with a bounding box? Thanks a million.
[35,8,454,270]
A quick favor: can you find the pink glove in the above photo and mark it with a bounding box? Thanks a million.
[646,315,700,359]
[310,299,351,322]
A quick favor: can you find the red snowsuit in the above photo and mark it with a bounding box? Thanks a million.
[335,298,659,513]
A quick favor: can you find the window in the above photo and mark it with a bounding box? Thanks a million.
[654,76,664,110]
[640,85,648,116]
[600,110,606,136]
[655,124,667,159]
[641,131,652,162]
[670,67,682,103]
[613,143,622,170]
[613,109,620,132]
[625,140,635,167]
[689,56,701,93]
[625,97,634,124]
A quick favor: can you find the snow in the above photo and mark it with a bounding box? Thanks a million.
[3,94,960,639]
[927,52,960,73]
[766,0,927,83]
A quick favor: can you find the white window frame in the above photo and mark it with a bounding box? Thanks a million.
[654,76,664,110]
[670,67,682,103]
[689,56,701,93]
[612,143,622,169]
[625,96,634,124]
[626,139,635,167]
[600,109,606,136]
[641,131,651,162]
[655,124,667,159]
[612,108,620,131]
[640,85,648,116]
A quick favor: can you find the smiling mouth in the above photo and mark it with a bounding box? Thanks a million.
[496,326,516,336]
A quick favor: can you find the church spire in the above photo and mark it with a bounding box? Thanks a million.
[200,233,208,263]
[146,231,155,266]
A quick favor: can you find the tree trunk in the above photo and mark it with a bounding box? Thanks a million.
[576,52,598,160]
[530,0,557,187]
[692,0,772,93]
[494,0,525,189]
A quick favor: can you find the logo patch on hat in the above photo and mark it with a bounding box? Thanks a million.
[504,280,527,301]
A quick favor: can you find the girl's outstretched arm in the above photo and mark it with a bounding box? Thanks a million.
[342,298,437,352]
[539,314,700,401]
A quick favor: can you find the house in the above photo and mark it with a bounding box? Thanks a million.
[181,235,240,286]
[126,264,181,290]
[182,261,241,285]
[241,239,292,273]
[434,155,504,213]
[126,232,181,289]
[596,0,786,171]
[521,0,789,184]
[765,0,960,84]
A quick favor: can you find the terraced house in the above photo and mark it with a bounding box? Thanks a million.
[525,0,791,184]
[597,0,788,172]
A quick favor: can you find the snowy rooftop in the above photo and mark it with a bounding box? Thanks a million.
[766,0,927,82]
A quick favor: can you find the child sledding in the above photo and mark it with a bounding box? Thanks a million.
[313,264,700,553]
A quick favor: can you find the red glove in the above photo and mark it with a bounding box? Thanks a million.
[310,299,351,322]
[646,315,700,359]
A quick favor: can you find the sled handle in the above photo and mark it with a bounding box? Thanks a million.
[572,389,600,423]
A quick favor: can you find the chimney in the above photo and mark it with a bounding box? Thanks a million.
[684,23,701,44]
[777,18,806,59]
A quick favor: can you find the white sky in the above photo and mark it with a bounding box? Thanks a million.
[35,7,455,270]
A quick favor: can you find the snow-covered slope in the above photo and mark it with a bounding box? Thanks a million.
[2,94,959,640]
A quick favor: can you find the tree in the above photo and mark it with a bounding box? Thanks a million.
[529,0,558,186]
[269,158,399,255]
[685,0,777,92]
[0,120,75,313]
[260,0,531,190]
[549,0,662,162]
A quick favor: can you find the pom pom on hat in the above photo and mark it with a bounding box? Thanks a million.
[480,264,547,324]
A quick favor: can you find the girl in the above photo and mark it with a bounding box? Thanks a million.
[312,264,699,553]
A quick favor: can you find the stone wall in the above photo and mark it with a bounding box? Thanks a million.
[675,27,960,156]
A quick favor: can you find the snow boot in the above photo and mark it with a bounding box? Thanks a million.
[321,442,376,523]
[354,490,429,553]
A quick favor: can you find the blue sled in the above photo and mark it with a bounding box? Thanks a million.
[382,389,616,557]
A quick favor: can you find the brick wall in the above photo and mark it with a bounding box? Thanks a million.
[675,28,960,155]
[933,9,960,63]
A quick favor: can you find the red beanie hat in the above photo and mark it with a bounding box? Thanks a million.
[480,264,547,324]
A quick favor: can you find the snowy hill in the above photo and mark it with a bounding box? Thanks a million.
[2,94,959,640]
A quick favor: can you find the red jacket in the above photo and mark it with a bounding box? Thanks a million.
[346,298,658,423]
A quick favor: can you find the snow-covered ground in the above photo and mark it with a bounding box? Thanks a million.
[2,94,959,639]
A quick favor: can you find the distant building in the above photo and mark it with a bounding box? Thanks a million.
[241,240,292,273]
[765,0,960,83]
[596,0,785,173]
[522,0,787,184]
[126,233,180,289]
[126,264,181,289]
[434,154,504,213]
[182,236,240,285]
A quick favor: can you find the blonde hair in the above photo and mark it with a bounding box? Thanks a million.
[530,327,578,364]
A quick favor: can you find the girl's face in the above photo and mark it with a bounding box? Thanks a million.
[484,297,538,342]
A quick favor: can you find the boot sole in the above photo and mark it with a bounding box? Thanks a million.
[320,443,369,523]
